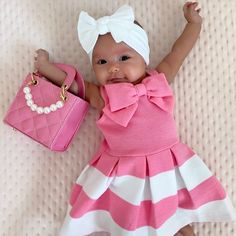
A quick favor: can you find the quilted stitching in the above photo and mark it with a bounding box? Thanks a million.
[4,76,81,148]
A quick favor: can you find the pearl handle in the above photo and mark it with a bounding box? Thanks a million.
[23,73,66,114]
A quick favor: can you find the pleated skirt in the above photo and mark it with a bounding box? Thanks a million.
[60,142,236,236]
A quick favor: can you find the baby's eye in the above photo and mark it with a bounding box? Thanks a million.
[119,55,130,61]
[97,59,107,65]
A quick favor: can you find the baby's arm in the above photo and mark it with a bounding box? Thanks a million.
[156,2,202,83]
[34,49,104,110]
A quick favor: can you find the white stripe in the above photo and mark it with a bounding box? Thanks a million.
[110,170,178,204]
[76,155,213,204]
[75,165,114,199]
[178,154,212,189]
[59,197,236,236]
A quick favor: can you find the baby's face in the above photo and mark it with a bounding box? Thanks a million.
[92,33,146,85]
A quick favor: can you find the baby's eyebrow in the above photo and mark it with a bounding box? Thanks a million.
[92,47,134,60]
[92,55,104,61]
[119,50,136,56]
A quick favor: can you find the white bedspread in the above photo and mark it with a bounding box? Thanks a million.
[0,0,235,235]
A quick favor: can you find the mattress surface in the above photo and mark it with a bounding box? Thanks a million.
[0,0,235,235]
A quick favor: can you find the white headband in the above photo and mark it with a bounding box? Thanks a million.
[77,5,150,65]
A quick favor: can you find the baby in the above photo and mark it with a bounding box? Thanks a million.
[35,2,202,112]
[35,2,236,236]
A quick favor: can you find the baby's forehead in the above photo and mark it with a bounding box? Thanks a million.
[93,34,136,56]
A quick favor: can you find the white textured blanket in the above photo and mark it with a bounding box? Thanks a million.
[0,0,235,235]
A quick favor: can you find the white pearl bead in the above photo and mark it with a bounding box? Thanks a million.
[30,104,37,111]
[50,104,57,111]
[56,101,64,108]
[25,93,33,100]
[36,107,44,114]
[23,86,31,94]
[43,107,51,114]
[24,86,65,114]
[26,99,33,107]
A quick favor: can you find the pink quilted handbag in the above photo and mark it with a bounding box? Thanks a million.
[3,63,89,151]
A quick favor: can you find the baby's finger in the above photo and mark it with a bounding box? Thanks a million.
[36,48,48,55]
[183,2,192,11]
[189,2,199,10]
[34,61,39,70]
[183,2,198,13]
[197,8,201,13]
[34,51,39,60]
[36,49,43,54]
[186,2,197,7]
[186,1,193,7]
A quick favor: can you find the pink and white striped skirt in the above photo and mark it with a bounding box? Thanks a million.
[60,142,236,236]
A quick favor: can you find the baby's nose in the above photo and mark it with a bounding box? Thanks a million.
[109,63,120,73]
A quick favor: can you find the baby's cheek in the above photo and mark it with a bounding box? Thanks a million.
[132,69,145,81]
[96,74,107,85]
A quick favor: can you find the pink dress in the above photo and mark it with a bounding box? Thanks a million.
[60,71,236,236]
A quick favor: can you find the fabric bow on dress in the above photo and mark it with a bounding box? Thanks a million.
[102,74,174,127]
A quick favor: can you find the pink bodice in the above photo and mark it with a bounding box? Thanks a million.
[96,70,179,156]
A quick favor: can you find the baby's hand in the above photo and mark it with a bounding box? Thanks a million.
[183,2,202,24]
[34,49,50,71]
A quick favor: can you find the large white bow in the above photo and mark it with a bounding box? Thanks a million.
[77,5,150,65]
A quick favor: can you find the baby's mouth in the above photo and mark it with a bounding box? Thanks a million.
[107,78,127,84]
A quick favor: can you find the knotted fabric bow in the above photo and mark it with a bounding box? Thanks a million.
[77,5,150,65]
[102,73,174,127]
